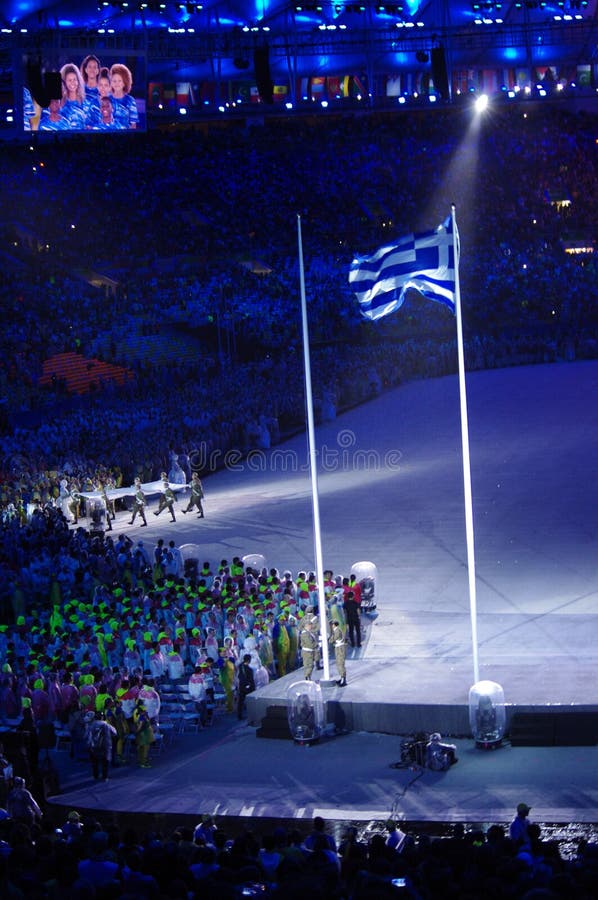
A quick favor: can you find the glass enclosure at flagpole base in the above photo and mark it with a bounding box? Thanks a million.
[469,680,506,749]
[87,498,107,533]
[350,560,377,611]
[179,543,201,579]
[287,680,324,744]
[242,553,267,573]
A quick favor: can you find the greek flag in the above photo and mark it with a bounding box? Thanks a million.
[349,216,457,321]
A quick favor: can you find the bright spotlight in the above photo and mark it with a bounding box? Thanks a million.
[474,94,489,113]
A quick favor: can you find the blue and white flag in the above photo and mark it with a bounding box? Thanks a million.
[349,216,457,321]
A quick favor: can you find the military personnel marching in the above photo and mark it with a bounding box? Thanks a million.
[154,479,177,522]
[182,472,205,518]
[128,478,147,526]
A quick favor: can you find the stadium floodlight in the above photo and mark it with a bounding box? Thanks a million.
[474,93,489,112]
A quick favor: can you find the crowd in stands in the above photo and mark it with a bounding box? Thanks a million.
[0,103,597,490]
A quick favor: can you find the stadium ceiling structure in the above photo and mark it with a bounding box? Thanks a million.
[2,0,598,85]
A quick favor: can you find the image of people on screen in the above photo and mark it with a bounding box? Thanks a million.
[109,63,139,129]
[39,96,71,131]
[81,54,102,102]
[59,62,88,129]
[28,55,142,132]
[23,86,36,130]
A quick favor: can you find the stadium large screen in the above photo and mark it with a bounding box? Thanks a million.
[23,51,146,133]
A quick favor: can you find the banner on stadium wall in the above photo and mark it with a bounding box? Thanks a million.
[311,76,326,98]
[176,82,195,105]
[481,69,499,94]
[148,83,163,107]
[386,75,401,97]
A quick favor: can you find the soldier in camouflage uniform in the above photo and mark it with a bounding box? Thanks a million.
[330,620,347,687]
[154,480,177,522]
[300,619,318,681]
[182,472,205,518]
[128,478,147,526]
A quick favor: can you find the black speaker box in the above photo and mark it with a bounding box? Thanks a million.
[253,47,273,104]
[431,46,449,100]
[509,711,598,747]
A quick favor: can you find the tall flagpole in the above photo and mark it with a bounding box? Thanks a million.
[297,214,330,682]
[451,204,480,685]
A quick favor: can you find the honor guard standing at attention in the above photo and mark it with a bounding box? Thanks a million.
[154,480,177,522]
[182,472,205,518]
[129,478,147,527]
[303,606,322,670]
[330,620,347,687]
[300,619,318,681]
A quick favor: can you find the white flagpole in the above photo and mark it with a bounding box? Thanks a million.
[297,214,330,681]
[451,204,480,685]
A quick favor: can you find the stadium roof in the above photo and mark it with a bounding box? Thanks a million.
[3,0,598,81]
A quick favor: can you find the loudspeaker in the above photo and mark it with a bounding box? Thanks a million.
[431,46,449,99]
[253,46,273,104]
[509,712,598,747]
[44,72,63,101]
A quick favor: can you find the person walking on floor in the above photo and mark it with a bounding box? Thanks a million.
[343,590,362,648]
[181,472,205,518]
[128,478,147,527]
[154,479,177,522]
[87,710,117,782]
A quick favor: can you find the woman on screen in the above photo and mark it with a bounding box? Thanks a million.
[81,54,102,126]
[23,86,36,130]
[81,54,102,100]
[39,97,70,131]
[60,62,87,129]
[92,96,125,131]
[86,66,113,129]
[109,63,139,130]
